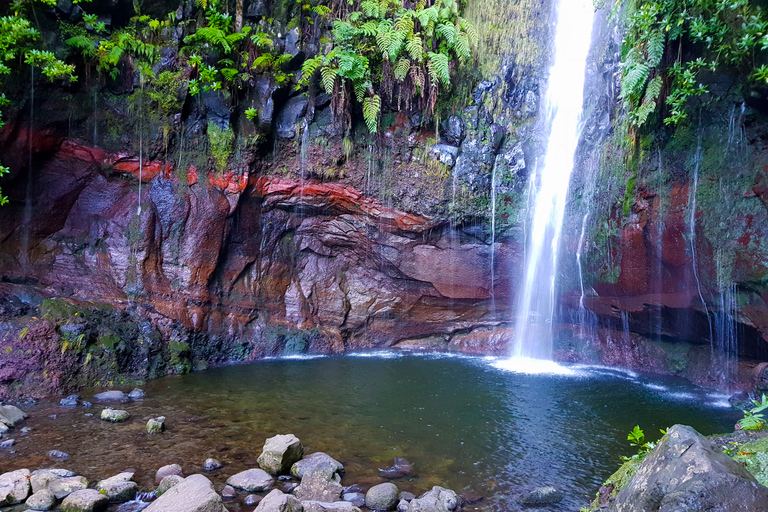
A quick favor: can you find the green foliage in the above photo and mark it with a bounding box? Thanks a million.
[621,425,664,461]
[738,394,768,431]
[207,123,234,173]
[299,0,477,133]
[620,0,768,129]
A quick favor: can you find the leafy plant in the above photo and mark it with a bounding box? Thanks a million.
[738,394,768,431]
[621,425,664,461]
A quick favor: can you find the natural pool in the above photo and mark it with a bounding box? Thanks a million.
[0,353,741,511]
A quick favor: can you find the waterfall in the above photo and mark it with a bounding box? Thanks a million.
[510,0,596,360]
[21,66,34,276]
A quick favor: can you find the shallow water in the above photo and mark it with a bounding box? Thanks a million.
[1,353,740,511]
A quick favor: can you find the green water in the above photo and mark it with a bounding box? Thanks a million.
[1,353,740,511]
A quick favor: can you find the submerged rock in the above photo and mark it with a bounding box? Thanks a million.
[245,494,262,505]
[128,388,145,399]
[48,449,70,459]
[155,464,184,484]
[144,474,227,512]
[342,492,365,507]
[0,404,28,427]
[254,489,303,512]
[146,416,165,434]
[291,452,343,479]
[258,434,304,475]
[227,468,274,492]
[60,395,79,407]
[303,501,361,512]
[517,486,563,505]
[94,390,127,402]
[221,485,236,498]
[366,483,400,511]
[26,488,57,510]
[0,468,31,505]
[608,424,768,512]
[101,408,129,422]
[60,488,109,512]
[0,438,14,448]
[379,458,416,479]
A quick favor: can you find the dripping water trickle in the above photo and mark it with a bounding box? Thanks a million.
[21,67,35,276]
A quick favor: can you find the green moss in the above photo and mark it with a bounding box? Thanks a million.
[733,437,768,486]
[98,332,121,351]
[207,123,234,173]
[40,299,85,321]
[585,457,643,511]
[169,341,192,374]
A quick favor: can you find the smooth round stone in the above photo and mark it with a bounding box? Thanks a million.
[343,492,366,507]
[283,482,298,494]
[203,458,222,471]
[101,409,129,422]
[155,464,183,484]
[244,494,262,506]
[31,469,63,493]
[221,485,237,498]
[157,474,184,495]
[26,488,57,511]
[94,390,127,402]
[366,483,400,511]
[226,468,274,492]
[518,486,563,505]
[128,388,145,399]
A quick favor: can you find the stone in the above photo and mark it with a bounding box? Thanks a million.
[517,486,563,505]
[258,434,304,475]
[366,483,400,511]
[343,492,366,507]
[284,482,299,493]
[295,463,342,503]
[0,404,27,427]
[303,501,361,512]
[221,485,236,498]
[397,499,409,512]
[254,489,303,512]
[94,390,127,402]
[276,96,309,139]
[128,388,145,399]
[155,464,184,484]
[49,476,89,499]
[146,416,165,434]
[48,449,70,459]
[0,423,7,436]
[608,424,768,512]
[406,487,459,512]
[101,408,129,422]
[31,469,63,493]
[144,474,227,512]
[60,489,109,512]
[291,452,343,479]
[399,492,415,502]
[96,472,137,503]
[203,458,222,471]
[157,475,184,495]
[37,468,76,477]
[82,401,92,408]
[0,438,13,448]
[26,488,57,510]
[379,458,416,479]
[440,116,465,146]
[227,468,274,492]
[245,494,262,505]
[60,394,79,406]
[0,468,31,505]
[428,144,459,168]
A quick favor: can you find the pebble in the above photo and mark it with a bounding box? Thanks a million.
[222,485,237,498]
[128,388,145,399]
[244,494,262,506]
[82,401,92,408]
[203,458,222,471]
[48,449,69,459]
[20,427,32,434]
[60,395,79,407]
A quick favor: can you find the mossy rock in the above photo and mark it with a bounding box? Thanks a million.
[586,457,643,511]
[732,437,768,486]
[40,299,86,321]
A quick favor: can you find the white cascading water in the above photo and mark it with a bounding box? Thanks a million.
[510,0,595,361]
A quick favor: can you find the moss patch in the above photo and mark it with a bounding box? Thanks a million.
[733,437,768,486]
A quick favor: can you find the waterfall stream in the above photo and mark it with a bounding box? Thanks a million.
[509,0,596,361]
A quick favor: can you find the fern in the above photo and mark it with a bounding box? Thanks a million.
[361,20,379,37]
[646,29,665,67]
[362,94,381,133]
[621,62,650,99]
[321,66,338,94]
[454,33,470,62]
[427,51,450,87]
[393,58,410,81]
[406,33,423,62]
[437,23,456,44]
[299,55,323,86]
[458,17,479,46]
[361,0,381,19]
[66,35,96,58]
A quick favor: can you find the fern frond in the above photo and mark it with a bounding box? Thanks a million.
[361,0,380,18]
[299,55,323,86]
[321,66,338,94]
[646,29,665,67]
[454,33,470,62]
[361,20,379,37]
[458,17,478,46]
[395,15,414,35]
[394,58,411,81]
[363,94,381,133]
[427,51,450,87]
[436,23,456,44]
[354,80,369,103]
[406,33,423,62]
[621,62,650,99]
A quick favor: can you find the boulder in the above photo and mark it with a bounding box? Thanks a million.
[227,468,274,492]
[255,489,303,512]
[379,458,416,479]
[49,476,89,499]
[146,416,165,434]
[428,144,459,168]
[0,468,31,505]
[295,462,342,503]
[258,434,304,475]
[440,116,465,146]
[291,452,343,479]
[144,474,227,512]
[60,395,79,407]
[101,408,129,422]
[406,487,459,512]
[60,489,109,512]
[276,96,308,139]
[157,474,184,495]
[94,390,127,402]
[0,438,14,448]
[608,424,768,512]
[155,464,184,484]
[96,472,137,502]
[26,488,57,510]
[0,404,27,427]
[365,483,400,511]
[518,486,563,505]
[31,469,63,493]
[203,458,222,471]
[127,388,145,399]
[221,485,236,498]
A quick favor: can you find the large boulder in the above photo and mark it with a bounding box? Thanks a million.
[144,474,227,512]
[60,489,108,512]
[406,487,459,512]
[93,390,127,402]
[0,405,27,427]
[291,452,343,479]
[608,424,768,512]
[31,469,63,493]
[49,476,89,499]
[295,462,343,503]
[258,434,304,475]
[365,483,400,511]
[255,489,304,512]
[26,488,57,510]
[227,468,275,492]
[0,468,31,505]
